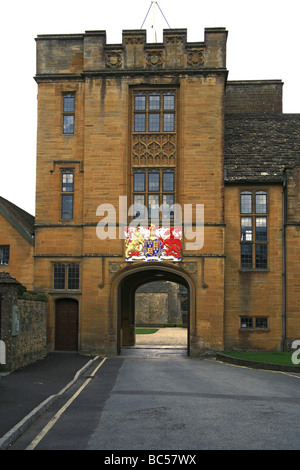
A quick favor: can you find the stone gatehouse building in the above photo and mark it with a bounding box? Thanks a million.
[33,27,300,356]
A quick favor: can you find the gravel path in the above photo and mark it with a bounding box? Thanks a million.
[135,328,187,346]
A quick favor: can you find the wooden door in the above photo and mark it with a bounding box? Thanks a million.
[55,299,78,351]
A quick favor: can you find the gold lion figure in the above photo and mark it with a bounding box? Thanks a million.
[125,228,145,259]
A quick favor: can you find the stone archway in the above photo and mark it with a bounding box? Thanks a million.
[112,264,195,356]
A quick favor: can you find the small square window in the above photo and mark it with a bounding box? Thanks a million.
[255,317,268,329]
[54,263,80,290]
[241,317,253,328]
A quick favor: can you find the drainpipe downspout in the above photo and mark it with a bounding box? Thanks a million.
[282,170,287,351]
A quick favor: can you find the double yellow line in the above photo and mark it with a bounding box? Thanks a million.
[26,357,107,450]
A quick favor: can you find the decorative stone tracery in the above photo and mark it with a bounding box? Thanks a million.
[132,134,176,166]
[187,49,205,67]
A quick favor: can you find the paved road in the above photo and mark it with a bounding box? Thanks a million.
[9,348,300,451]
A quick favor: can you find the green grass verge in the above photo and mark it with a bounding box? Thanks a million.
[224,351,299,366]
[136,328,159,335]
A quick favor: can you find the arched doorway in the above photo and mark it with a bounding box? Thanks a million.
[55,298,79,351]
[114,264,194,356]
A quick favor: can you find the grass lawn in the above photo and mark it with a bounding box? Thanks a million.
[224,351,299,366]
[136,328,159,335]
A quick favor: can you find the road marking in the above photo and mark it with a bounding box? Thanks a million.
[26,357,107,450]
[213,359,300,378]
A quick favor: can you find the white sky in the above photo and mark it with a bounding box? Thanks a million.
[1,0,299,215]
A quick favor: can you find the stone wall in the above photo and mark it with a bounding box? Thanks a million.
[0,273,47,371]
[135,281,184,326]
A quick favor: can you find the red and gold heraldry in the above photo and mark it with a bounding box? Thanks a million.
[125,225,182,261]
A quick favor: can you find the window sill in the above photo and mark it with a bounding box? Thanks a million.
[239,328,270,333]
[239,268,269,273]
[49,290,82,295]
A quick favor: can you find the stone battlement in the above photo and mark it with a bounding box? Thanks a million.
[35,28,227,77]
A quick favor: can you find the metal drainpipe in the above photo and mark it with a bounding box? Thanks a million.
[282,171,287,351]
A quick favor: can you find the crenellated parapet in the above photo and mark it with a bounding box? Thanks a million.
[35,28,227,79]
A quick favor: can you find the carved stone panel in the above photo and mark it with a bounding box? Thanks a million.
[187,49,205,67]
[132,134,176,166]
[106,51,122,69]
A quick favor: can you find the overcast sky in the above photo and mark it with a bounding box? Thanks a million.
[1,0,299,215]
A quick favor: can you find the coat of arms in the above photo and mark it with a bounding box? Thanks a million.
[125,225,182,262]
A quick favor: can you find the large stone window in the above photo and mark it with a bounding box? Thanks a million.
[240,191,268,269]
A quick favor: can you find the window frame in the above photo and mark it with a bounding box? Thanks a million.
[240,190,268,270]
[133,90,176,134]
[132,168,175,222]
[0,245,10,266]
[53,263,80,291]
[240,316,269,330]
[62,92,75,135]
[61,170,74,220]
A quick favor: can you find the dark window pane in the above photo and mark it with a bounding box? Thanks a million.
[134,114,146,132]
[163,93,175,110]
[62,172,74,192]
[134,94,146,111]
[54,264,65,289]
[241,244,252,268]
[134,171,145,192]
[241,192,252,214]
[255,244,267,269]
[255,317,268,328]
[63,94,75,112]
[148,172,160,192]
[62,195,73,219]
[149,94,160,110]
[163,113,174,132]
[256,192,267,214]
[149,113,160,132]
[255,217,267,242]
[240,317,253,328]
[241,217,252,241]
[0,245,9,265]
[68,264,79,290]
[63,115,74,134]
[163,171,174,191]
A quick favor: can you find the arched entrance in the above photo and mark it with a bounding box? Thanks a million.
[114,264,194,356]
[55,298,79,351]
